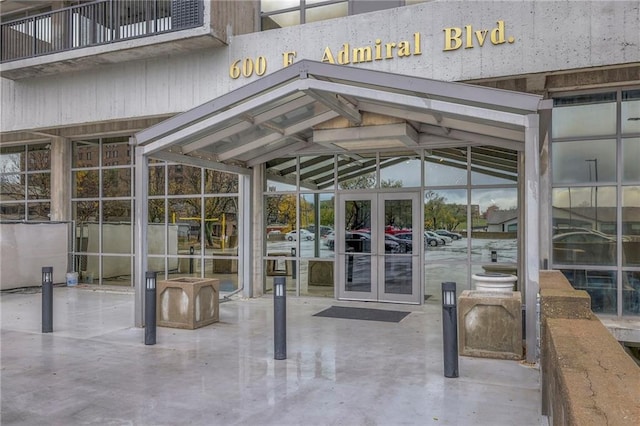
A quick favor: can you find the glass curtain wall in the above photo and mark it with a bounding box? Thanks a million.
[423,147,518,301]
[72,137,133,285]
[264,155,336,296]
[551,89,640,316]
[148,161,240,292]
[0,143,51,220]
[71,137,240,289]
[265,150,519,302]
[261,1,348,30]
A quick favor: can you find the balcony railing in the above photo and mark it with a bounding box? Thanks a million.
[1,0,203,63]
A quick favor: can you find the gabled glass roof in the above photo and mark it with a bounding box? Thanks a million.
[134,59,548,183]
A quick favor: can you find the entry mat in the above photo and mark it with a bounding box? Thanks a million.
[313,306,410,323]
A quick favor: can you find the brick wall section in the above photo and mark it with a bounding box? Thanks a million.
[540,271,640,425]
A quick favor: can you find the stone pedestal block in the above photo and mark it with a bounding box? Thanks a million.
[308,260,334,287]
[458,290,522,360]
[157,277,220,329]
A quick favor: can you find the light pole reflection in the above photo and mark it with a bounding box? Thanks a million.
[585,159,598,229]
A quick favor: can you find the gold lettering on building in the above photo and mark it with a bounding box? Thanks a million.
[443,20,514,51]
[321,33,422,65]
[229,23,515,79]
[283,51,296,67]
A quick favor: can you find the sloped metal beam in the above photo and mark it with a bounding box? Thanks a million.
[151,151,251,175]
[218,110,339,161]
[181,95,315,154]
[246,141,312,167]
[141,80,307,155]
[306,79,527,128]
[420,124,524,150]
[305,89,362,125]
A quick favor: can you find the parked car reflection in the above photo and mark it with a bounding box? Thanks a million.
[553,231,616,265]
[285,229,315,241]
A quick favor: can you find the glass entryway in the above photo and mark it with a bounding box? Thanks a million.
[336,192,421,304]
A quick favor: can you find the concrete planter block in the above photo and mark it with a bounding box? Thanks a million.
[308,260,334,287]
[157,277,220,329]
[458,290,523,360]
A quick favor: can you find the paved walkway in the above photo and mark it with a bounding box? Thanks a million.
[1,286,547,425]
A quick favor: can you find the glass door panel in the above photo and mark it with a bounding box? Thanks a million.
[338,195,376,301]
[379,193,421,303]
[337,192,421,304]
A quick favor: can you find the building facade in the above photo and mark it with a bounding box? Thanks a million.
[1,1,639,361]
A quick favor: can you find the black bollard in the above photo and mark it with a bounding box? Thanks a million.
[189,246,194,274]
[145,271,157,345]
[441,282,459,378]
[274,276,287,360]
[42,266,53,333]
[491,250,497,263]
[290,247,296,280]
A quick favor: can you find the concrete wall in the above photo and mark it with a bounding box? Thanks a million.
[0,223,69,288]
[2,1,638,132]
[540,270,640,426]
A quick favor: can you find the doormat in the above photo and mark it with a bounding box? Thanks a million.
[313,306,410,323]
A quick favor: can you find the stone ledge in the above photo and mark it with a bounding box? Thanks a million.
[540,270,640,425]
[544,318,640,426]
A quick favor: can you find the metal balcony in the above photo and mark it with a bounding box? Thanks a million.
[1,0,204,63]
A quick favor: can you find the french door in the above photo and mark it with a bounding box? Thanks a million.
[336,192,421,304]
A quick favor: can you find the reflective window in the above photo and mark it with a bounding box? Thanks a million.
[0,144,50,221]
[167,165,201,195]
[338,155,376,189]
[261,0,347,29]
[552,139,616,184]
[623,271,640,315]
[300,156,335,191]
[623,186,640,267]
[148,165,165,196]
[101,139,131,166]
[623,138,640,182]
[0,145,26,173]
[73,140,99,168]
[622,89,640,135]
[552,93,616,138]
[27,202,49,220]
[102,200,132,254]
[204,260,240,292]
[561,269,617,315]
[552,186,617,266]
[102,168,131,197]
[27,144,51,171]
[205,170,238,193]
[381,155,421,188]
[470,188,518,264]
[204,197,238,253]
[551,90,640,316]
[27,173,51,200]
[299,193,335,259]
[102,256,131,285]
[424,150,466,186]
[306,2,348,23]
[73,170,100,198]
[470,147,518,185]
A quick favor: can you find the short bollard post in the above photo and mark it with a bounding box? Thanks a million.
[442,282,459,378]
[42,266,53,333]
[189,246,194,274]
[290,247,296,279]
[491,250,497,263]
[274,276,287,360]
[145,271,157,345]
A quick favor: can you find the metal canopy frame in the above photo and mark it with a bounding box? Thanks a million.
[132,60,549,363]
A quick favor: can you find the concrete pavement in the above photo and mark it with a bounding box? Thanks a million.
[1,286,547,425]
